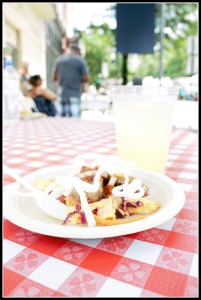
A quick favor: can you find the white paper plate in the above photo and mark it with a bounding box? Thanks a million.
[3,165,185,239]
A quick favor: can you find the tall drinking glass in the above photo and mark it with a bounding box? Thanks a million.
[111,86,178,173]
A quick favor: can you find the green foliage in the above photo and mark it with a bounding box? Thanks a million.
[133,3,198,79]
[163,38,188,78]
[129,52,160,80]
[80,3,198,82]
[81,23,121,84]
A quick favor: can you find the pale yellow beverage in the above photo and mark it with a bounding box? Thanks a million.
[112,86,178,173]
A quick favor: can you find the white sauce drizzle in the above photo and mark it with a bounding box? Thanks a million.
[43,154,145,227]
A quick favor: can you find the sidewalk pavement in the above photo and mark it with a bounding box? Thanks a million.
[82,99,198,132]
[3,99,198,133]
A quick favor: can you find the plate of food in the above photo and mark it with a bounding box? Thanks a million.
[3,154,185,239]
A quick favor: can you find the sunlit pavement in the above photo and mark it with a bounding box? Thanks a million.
[82,100,198,133]
[172,100,198,132]
[3,100,198,133]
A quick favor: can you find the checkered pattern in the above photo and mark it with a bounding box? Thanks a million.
[3,118,198,297]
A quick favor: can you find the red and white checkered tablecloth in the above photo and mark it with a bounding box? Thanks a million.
[3,118,198,297]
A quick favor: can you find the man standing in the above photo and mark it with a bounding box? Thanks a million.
[52,44,90,117]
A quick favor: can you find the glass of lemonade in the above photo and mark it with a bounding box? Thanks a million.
[111,86,178,173]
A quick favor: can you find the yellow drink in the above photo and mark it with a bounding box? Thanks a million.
[112,86,177,173]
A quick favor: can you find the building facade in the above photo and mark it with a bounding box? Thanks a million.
[45,8,65,92]
[3,3,57,86]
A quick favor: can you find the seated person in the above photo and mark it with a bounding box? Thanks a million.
[28,75,57,116]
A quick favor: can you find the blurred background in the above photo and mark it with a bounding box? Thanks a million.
[3,2,198,129]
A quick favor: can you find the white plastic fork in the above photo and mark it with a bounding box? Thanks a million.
[3,165,68,220]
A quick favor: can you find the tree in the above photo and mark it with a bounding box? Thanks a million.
[132,3,198,79]
[80,3,198,84]
[81,23,122,85]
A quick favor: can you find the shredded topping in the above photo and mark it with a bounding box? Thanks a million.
[34,154,160,227]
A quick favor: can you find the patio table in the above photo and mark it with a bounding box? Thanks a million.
[3,117,198,297]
